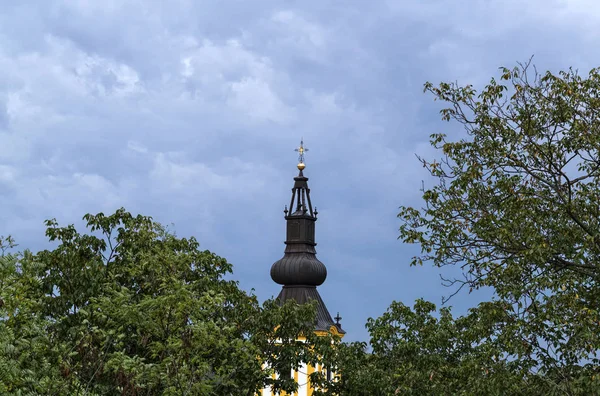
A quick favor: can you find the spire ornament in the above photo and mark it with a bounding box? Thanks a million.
[334,312,342,326]
[295,138,309,170]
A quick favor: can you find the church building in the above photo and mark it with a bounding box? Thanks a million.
[261,141,345,396]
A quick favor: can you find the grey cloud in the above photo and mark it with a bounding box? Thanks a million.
[0,99,8,130]
[0,0,599,340]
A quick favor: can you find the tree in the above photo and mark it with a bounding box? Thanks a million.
[331,298,600,395]
[396,60,600,393]
[1,235,62,393]
[329,300,543,395]
[0,210,334,395]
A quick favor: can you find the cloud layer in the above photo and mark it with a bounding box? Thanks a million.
[1,0,599,341]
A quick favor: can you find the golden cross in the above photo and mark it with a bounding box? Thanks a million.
[295,138,309,164]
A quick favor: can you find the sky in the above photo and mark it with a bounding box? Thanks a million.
[1,0,600,342]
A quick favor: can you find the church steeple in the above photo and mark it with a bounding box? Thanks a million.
[269,140,344,335]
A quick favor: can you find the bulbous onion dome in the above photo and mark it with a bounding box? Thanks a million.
[271,252,327,286]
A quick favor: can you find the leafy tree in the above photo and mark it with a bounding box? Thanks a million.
[395,61,600,393]
[0,210,334,395]
[331,299,600,395]
[330,300,531,395]
[1,235,63,394]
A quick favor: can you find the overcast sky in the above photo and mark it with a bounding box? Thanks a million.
[1,0,599,342]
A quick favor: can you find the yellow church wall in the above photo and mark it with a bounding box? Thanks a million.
[259,329,343,396]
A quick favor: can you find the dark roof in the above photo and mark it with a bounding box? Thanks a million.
[277,286,345,334]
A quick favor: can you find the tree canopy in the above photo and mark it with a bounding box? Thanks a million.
[395,61,600,393]
[0,209,333,395]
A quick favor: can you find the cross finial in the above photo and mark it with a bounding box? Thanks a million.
[295,138,309,169]
[334,312,342,325]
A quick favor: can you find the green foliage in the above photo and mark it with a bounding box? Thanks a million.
[332,299,600,395]
[331,300,521,395]
[395,60,600,393]
[0,210,332,395]
[333,300,600,396]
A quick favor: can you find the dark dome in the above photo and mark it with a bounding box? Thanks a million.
[270,253,327,286]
